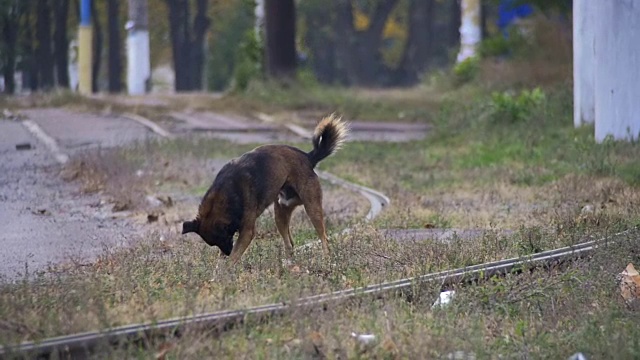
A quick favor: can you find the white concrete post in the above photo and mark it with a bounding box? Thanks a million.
[457,0,482,63]
[594,0,640,142]
[573,0,595,127]
[254,0,265,40]
[126,0,151,95]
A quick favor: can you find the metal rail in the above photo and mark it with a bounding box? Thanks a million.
[2,228,635,359]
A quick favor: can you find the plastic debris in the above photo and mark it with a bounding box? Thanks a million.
[432,290,456,309]
[351,332,376,345]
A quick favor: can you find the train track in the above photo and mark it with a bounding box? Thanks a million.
[1,228,636,359]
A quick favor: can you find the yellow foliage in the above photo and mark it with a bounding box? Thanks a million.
[352,8,406,41]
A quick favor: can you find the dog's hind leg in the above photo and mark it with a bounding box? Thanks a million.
[274,201,296,257]
[229,222,256,264]
[300,179,330,256]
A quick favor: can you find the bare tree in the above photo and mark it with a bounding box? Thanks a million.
[53,0,70,88]
[36,0,54,89]
[264,0,297,78]
[107,0,122,92]
[91,0,103,93]
[164,0,211,91]
[1,1,22,94]
[396,0,435,85]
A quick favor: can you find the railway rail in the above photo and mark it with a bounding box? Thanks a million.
[1,228,636,359]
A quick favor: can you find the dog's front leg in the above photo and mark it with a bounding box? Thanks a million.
[228,225,256,264]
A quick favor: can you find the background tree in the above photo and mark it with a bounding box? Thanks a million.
[107,0,122,93]
[53,0,70,88]
[91,1,103,92]
[36,0,54,89]
[264,0,297,78]
[0,0,23,94]
[164,0,211,91]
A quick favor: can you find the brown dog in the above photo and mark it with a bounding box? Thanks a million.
[182,114,349,263]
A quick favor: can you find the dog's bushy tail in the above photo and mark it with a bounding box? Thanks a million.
[307,114,349,168]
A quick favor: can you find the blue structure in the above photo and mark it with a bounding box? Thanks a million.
[498,0,533,35]
[80,0,91,26]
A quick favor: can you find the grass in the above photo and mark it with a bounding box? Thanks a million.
[2,16,640,356]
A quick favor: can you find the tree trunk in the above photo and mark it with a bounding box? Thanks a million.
[23,0,39,91]
[334,0,357,85]
[449,0,461,48]
[165,0,210,91]
[166,0,188,91]
[91,1,103,93]
[1,3,19,94]
[189,0,210,90]
[53,0,70,88]
[264,0,297,79]
[348,0,399,86]
[107,0,122,93]
[36,0,55,89]
[396,0,435,85]
[305,5,335,84]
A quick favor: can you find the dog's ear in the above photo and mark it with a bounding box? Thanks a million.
[182,219,200,235]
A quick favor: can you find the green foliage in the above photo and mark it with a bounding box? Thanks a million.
[207,0,256,91]
[452,56,480,86]
[479,35,512,58]
[489,87,546,123]
[233,29,264,91]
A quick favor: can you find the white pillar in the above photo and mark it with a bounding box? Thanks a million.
[573,0,595,127]
[254,0,264,40]
[457,0,481,63]
[594,0,640,142]
[126,0,150,95]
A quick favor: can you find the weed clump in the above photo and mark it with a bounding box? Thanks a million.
[489,87,546,124]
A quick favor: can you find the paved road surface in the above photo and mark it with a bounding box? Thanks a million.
[0,109,156,280]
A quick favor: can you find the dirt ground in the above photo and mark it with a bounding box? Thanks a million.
[0,110,156,279]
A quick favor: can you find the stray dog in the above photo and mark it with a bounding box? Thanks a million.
[182,114,349,263]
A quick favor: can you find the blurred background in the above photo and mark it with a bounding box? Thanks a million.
[0,0,572,95]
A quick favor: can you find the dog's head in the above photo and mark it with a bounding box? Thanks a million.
[182,219,234,256]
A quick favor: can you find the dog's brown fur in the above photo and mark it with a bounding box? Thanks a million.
[182,114,349,263]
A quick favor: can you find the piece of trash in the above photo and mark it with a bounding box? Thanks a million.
[351,332,376,345]
[432,290,455,309]
[15,143,32,151]
[619,263,640,304]
[567,352,588,360]
[135,169,145,177]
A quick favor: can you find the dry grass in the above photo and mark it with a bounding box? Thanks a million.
[2,22,640,358]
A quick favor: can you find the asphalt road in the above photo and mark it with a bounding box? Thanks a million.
[0,109,156,280]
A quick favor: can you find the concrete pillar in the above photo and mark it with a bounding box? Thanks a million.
[254,0,264,40]
[594,0,640,142]
[126,0,150,95]
[78,0,93,94]
[457,0,482,63]
[573,0,595,127]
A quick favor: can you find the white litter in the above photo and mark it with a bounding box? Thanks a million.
[431,290,456,309]
[351,332,376,345]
